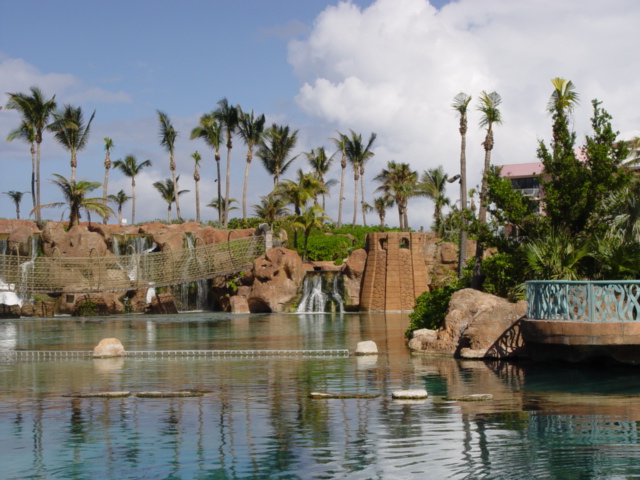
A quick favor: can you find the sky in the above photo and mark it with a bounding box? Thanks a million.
[0,0,639,230]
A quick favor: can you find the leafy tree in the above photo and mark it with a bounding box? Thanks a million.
[418,166,451,236]
[4,190,28,219]
[344,130,376,225]
[258,123,298,186]
[157,110,182,220]
[237,107,266,219]
[5,86,57,224]
[153,176,189,222]
[374,161,418,231]
[207,197,238,217]
[373,195,393,231]
[113,154,152,224]
[292,205,330,261]
[452,92,472,278]
[253,192,290,227]
[305,147,337,210]
[49,104,96,182]
[214,98,239,225]
[107,189,131,225]
[191,112,223,222]
[32,174,112,227]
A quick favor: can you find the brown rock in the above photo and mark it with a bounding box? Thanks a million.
[0,304,21,318]
[41,224,110,258]
[93,338,125,358]
[149,293,178,314]
[230,295,250,314]
[33,300,55,317]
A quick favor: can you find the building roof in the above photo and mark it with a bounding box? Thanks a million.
[498,162,544,178]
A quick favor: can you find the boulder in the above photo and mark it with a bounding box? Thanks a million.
[0,303,21,318]
[230,295,250,314]
[93,338,125,358]
[148,293,178,314]
[408,288,526,359]
[41,224,110,258]
[355,340,378,355]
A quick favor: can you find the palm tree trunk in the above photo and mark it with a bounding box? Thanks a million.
[360,172,367,226]
[471,141,493,290]
[30,143,36,217]
[458,130,468,278]
[70,152,77,183]
[352,172,359,225]
[224,144,232,225]
[131,180,136,225]
[170,154,182,220]
[195,178,201,224]
[242,155,251,219]
[103,167,109,224]
[215,155,222,222]
[167,205,171,223]
[338,164,345,228]
[36,142,42,224]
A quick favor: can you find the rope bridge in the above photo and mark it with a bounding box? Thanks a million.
[0,234,266,295]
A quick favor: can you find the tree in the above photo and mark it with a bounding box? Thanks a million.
[373,195,393,232]
[344,130,377,225]
[6,120,37,214]
[452,92,472,278]
[191,151,202,223]
[102,137,114,223]
[4,191,28,219]
[292,204,330,261]
[330,132,348,227]
[153,176,189,222]
[157,110,182,220]
[32,174,112,227]
[49,104,96,182]
[107,189,131,225]
[418,166,451,236]
[374,161,418,231]
[5,86,57,224]
[305,147,337,210]
[207,197,238,216]
[191,112,223,222]
[278,171,327,248]
[237,107,266,219]
[253,192,290,227]
[214,98,239,225]
[472,90,502,289]
[113,154,152,225]
[257,123,298,186]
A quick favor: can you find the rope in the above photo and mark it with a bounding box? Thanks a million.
[0,235,265,294]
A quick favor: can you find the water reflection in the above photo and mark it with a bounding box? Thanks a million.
[2,313,640,478]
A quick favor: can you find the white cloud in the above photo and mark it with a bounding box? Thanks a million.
[289,0,640,229]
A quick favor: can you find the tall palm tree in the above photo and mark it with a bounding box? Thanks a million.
[345,130,377,225]
[32,174,112,227]
[374,161,418,231]
[418,166,451,236]
[157,110,181,220]
[153,176,189,222]
[330,132,348,227]
[237,107,266,219]
[107,189,131,225]
[252,192,290,227]
[113,154,152,225]
[191,151,202,223]
[4,191,28,219]
[6,120,37,214]
[373,195,394,232]
[473,90,503,289]
[191,112,223,222]
[49,104,96,182]
[5,86,57,224]
[452,92,472,278]
[214,98,239,225]
[305,147,336,210]
[257,123,299,186]
[102,137,114,223]
[207,197,238,217]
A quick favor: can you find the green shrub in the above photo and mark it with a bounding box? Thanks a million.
[481,252,524,301]
[227,217,263,230]
[407,285,459,336]
[292,234,353,262]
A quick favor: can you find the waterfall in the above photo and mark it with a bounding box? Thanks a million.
[0,237,21,307]
[296,271,344,313]
[16,235,41,306]
[179,234,209,312]
[111,234,155,281]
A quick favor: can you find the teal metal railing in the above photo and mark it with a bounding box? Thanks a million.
[526,280,640,322]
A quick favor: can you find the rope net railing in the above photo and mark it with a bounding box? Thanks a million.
[0,235,265,294]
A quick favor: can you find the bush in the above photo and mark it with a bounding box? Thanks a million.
[407,285,460,336]
[227,217,263,230]
[292,233,353,262]
[481,252,524,301]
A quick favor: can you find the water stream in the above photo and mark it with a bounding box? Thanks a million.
[297,271,344,313]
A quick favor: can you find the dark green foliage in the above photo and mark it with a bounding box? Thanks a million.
[407,285,460,335]
[291,232,352,262]
[227,217,263,230]
[481,252,525,301]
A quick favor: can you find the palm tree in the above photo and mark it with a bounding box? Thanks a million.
[190,151,203,223]
[102,137,114,223]
[32,174,112,227]
[452,92,472,278]
[157,110,181,220]
[207,197,238,217]
[330,132,348,227]
[305,147,337,210]
[237,107,266,219]
[153,176,189,222]
[374,161,418,231]
[418,166,451,236]
[373,195,394,232]
[4,191,28,219]
[107,189,131,225]
[292,204,330,261]
[191,112,223,222]
[473,90,503,289]
[345,130,377,225]
[252,192,290,227]
[48,104,96,182]
[113,154,152,225]
[214,98,239,225]
[257,123,299,186]
[5,86,57,224]
[6,120,37,214]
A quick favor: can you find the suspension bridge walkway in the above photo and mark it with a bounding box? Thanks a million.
[0,234,267,295]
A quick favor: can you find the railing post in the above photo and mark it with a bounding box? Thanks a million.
[588,282,595,322]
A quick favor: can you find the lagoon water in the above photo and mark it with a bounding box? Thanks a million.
[2,312,640,479]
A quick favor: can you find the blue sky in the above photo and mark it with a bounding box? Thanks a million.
[1,0,638,228]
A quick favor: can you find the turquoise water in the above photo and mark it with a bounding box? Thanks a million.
[2,312,640,479]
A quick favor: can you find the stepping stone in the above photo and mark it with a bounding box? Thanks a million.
[445,394,493,402]
[355,341,378,355]
[136,391,204,398]
[391,389,428,399]
[309,392,380,399]
[64,391,131,398]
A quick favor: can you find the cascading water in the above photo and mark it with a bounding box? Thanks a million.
[296,271,344,313]
[17,235,40,306]
[111,234,156,281]
[0,237,21,307]
[179,234,209,312]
